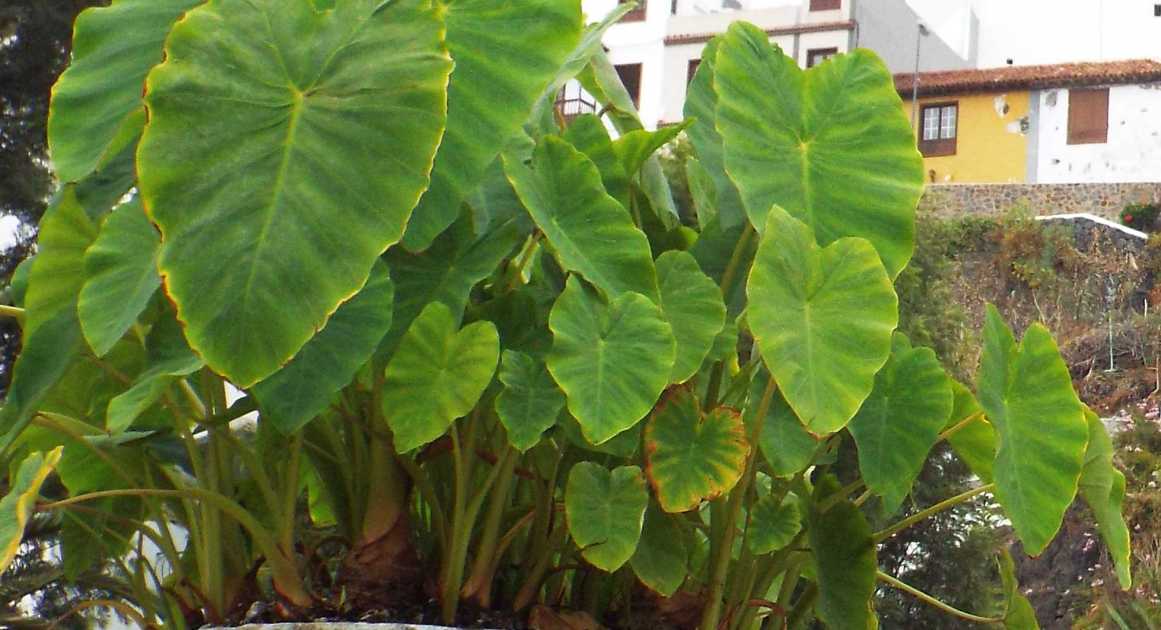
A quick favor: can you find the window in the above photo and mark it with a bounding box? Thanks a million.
[918,102,957,157]
[615,63,643,109]
[687,58,701,83]
[806,47,838,68]
[810,0,841,10]
[620,0,646,21]
[555,80,597,123]
[1154,3,1160,16]
[1067,88,1109,144]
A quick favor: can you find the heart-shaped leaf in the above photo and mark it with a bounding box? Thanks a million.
[382,302,499,453]
[400,0,581,251]
[0,448,64,574]
[978,306,1087,555]
[943,381,996,483]
[630,503,689,596]
[656,251,726,383]
[548,277,675,445]
[565,462,648,572]
[748,493,801,555]
[254,261,394,434]
[137,0,453,387]
[495,351,566,452]
[506,136,659,301]
[714,22,924,278]
[644,387,748,513]
[810,493,877,629]
[746,206,897,434]
[1078,408,1131,589]
[78,199,161,357]
[848,336,953,511]
[47,0,202,182]
[684,38,746,230]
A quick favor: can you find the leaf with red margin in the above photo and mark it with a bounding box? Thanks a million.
[644,386,749,513]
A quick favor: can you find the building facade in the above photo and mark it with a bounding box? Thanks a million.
[897,60,1161,184]
[581,0,975,128]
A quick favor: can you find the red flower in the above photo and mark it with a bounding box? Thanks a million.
[1125,214,1134,223]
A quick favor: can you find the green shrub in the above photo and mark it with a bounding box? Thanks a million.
[1121,203,1161,232]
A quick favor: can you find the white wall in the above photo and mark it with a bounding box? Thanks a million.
[1033,84,1161,184]
[855,0,973,73]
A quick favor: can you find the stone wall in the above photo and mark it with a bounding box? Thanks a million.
[917,182,1161,220]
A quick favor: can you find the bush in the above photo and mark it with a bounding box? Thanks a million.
[1122,202,1161,232]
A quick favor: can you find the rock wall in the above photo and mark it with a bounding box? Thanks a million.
[917,182,1161,220]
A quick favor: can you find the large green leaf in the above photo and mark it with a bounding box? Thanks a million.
[748,492,801,555]
[944,381,996,483]
[565,462,647,572]
[848,337,952,511]
[810,497,877,629]
[47,0,202,182]
[978,306,1087,555]
[630,503,688,596]
[506,136,659,301]
[713,22,924,278]
[0,448,63,574]
[656,251,726,383]
[382,302,499,452]
[547,277,674,445]
[77,199,161,357]
[494,351,566,452]
[254,261,394,434]
[683,38,745,230]
[746,206,897,434]
[400,0,581,251]
[1078,409,1131,589]
[383,214,521,359]
[643,387,748,513]
[137,0,453,387]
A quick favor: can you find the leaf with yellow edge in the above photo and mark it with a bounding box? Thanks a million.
[1,448,64,573]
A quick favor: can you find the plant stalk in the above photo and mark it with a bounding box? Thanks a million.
[873,483,995,542]
[877,571,1003,624]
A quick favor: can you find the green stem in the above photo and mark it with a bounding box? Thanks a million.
[40,487,311,607]
[873,483,995,542]
[701,375,778,630]
[817,479,865,513]
[939,411,983,441]
[877,571,1003,624]
[0,304,25,324]
[462,446,519,604]
[786,583,818,630]
[719,223,755,303]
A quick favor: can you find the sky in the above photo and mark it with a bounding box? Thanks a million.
[908,0,1161,69]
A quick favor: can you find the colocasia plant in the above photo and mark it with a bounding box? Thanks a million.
[0,2,1131,629]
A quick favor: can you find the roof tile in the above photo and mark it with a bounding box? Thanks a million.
[895,59,1161,97]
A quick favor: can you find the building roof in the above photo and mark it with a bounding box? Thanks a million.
[895,59,1161,97]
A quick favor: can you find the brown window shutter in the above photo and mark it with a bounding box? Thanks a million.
[810,0,841,10]
[620,0,646,21]
[615,63,643,109]
[687,58,701,83]
[1067,88,1109,144]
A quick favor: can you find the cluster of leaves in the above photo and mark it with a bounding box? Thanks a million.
[1122,203,1161,233]
[0,3,1135,630]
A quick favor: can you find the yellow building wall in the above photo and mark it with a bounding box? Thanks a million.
[900,91,1030,184]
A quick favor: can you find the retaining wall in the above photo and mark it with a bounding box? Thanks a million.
[917,182,1161,220]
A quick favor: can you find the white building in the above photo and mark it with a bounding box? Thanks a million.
[580,0,978,128]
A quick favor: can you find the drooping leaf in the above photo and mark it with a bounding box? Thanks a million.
[506,136,659,301]
[746,206,897,434]
[77,199,161,357]
[848,337,953,511]
[944,381,996,483]
[47,0,202,182]
[495,351,566,452]
[978,306,1087,556]
[382,302,500,452]
[630,503,688,596]
[136,0,453,387]
[0,448,64,574]
[999,550,1040,630]
[254,261,394,434]
[685,157,718,228]
[565,462,648,572]
[400,0,581,251]
[810,497,877,629]
[104,310,202,434]
[644,387,748,513]
[547,277,674,445]
[748,492,801,555]
[383,214,521,360]
[683,37,745,230]
[713,23,924,278]
[1078,409,1132,589]
[656,251,726,383]
[754,380,821,478]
